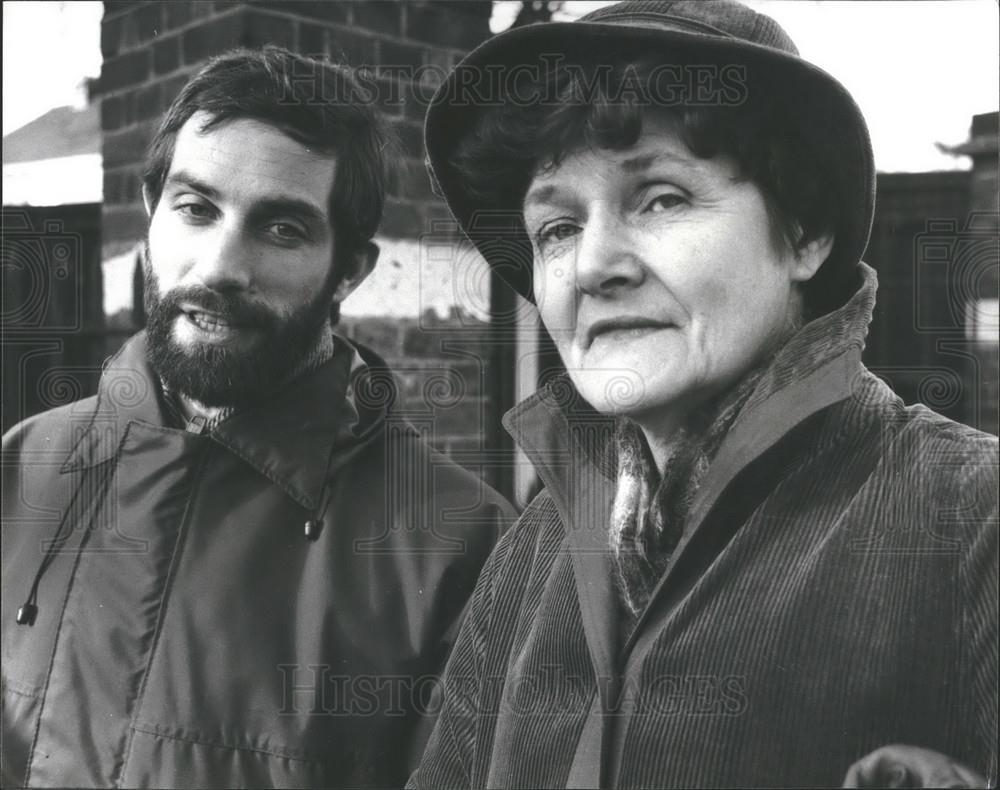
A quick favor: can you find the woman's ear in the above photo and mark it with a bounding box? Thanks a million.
[790,233,835,283]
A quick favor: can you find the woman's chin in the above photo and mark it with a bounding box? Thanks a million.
[569,368,651,415]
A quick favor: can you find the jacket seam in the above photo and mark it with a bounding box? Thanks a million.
[439,700,475,785]
[129,723,323,765]
[2,680,42,699]
[60,413,108,471]
[116,446,212,787]
[22,460,114,787]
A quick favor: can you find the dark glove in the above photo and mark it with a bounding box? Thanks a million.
[842,744,988,788]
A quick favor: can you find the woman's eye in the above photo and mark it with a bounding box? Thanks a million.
[537,221,579,245]
[645,193,687,213]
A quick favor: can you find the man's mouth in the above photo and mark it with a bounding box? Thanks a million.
[177,307,252,338]
[186,311,232,331]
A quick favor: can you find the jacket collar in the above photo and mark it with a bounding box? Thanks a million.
[503,263,878,674]
[61,332,390,512]
[683,262,876,535]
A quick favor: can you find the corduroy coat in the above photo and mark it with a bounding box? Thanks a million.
[409,264,998,788]
[2,334,515,788]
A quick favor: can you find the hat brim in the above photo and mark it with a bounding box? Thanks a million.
[425,20,875,306]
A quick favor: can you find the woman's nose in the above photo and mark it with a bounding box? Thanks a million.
[574,214,645,297]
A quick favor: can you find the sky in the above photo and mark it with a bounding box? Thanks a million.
[3,1,998,173]
[2,1,103,136]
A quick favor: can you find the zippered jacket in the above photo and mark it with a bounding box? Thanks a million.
[2,333,515,788]
[408,264,998,788]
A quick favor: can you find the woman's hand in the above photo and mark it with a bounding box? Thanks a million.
[842,744,988,788]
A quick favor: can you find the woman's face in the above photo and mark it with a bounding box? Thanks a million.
[523,116,830,430]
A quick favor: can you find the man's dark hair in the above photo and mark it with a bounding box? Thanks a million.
[452,55,845,315]
[143,45,391,315]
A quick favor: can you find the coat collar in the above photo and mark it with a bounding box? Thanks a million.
[61,332,391,512]
[503,263,878,673]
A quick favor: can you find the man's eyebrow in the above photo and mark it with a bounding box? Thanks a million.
[250,197,327,227]
[164,171,220,199]
[164,171,328,226]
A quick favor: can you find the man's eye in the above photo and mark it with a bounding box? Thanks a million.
[645,193,687,213]
[176,202,214,220]
[266,222,307,242]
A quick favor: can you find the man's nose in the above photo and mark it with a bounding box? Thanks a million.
[574,214,645,297]
[188,223,252,292]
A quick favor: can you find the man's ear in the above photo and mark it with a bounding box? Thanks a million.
[141,183,154,218]
[332,241,379,303]
[790,233,835,283]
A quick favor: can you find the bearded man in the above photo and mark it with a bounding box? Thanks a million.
[2,47,513,789]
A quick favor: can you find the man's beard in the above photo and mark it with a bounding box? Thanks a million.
[142,251,337,410]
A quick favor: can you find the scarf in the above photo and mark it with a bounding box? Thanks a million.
[609,365,768,625]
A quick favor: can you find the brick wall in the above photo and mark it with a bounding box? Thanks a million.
[92,1,513,489]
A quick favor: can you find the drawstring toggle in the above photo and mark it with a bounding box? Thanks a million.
[304,519,322,540]
[16,603,37,626]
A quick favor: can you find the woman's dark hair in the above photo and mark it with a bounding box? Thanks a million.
[451,54,844,312]
[144,45,391,265]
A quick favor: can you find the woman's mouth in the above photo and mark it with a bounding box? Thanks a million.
[585,318,675,348]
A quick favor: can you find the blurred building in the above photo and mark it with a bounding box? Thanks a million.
[864,111,999,437]
[2,101,105,433]
[3,103,102,206]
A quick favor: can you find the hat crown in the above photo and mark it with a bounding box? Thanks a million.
[580,0,799,56]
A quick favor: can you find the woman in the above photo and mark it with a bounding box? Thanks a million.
[412,2,997,787]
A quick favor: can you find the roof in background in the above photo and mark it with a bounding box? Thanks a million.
[938,110,1000,158]
[2,103,100,164]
